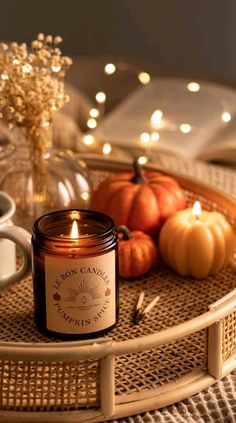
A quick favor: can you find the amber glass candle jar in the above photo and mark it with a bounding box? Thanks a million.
[32,209,118,340]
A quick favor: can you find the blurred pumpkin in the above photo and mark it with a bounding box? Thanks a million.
[92,160,186,236]
[117,225,158,278]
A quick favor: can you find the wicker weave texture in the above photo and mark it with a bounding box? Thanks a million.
[223,312,236,361]
[0,359,100,411]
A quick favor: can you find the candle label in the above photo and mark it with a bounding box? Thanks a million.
[45,251,116,334]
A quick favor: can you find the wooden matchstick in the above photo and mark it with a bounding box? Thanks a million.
[133,294,160,324]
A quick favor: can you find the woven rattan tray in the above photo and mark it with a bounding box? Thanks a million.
[0,158,236,423]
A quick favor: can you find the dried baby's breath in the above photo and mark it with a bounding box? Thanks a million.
[0,34,72,127]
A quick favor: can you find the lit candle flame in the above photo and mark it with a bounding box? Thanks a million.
[70,220,79,238]
[192,201,201,220]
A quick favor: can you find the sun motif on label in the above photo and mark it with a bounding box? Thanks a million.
[64,280,102,302]
[105,287,111,297]
[53,292,61,301]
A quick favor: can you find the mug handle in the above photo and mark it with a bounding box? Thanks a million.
[0,225,31,292]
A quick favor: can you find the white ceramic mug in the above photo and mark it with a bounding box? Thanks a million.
[0,191,31,291]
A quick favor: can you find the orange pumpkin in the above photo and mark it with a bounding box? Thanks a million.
[92,160,186,236]
[117,225,158,278]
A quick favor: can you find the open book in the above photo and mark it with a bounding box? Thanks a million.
[93,77,236,166]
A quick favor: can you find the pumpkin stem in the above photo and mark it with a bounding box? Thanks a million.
[130,159,147,183]
[116,225,132,240]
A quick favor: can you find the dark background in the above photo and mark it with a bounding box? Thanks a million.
[0,0,236,82]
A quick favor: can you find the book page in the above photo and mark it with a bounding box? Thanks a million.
[93,77,236,160]
[197,142,236,165]
[197,117,236,164]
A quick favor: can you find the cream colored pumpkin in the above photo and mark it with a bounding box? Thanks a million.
[159,208,235,279]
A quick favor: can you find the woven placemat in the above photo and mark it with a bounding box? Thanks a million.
[114,154,236,423]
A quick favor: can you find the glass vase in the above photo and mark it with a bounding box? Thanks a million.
[0,124,91,231]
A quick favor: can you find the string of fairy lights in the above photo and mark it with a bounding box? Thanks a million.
[0,39,232,164]
[82,63,155,159]
[82,62,233,163]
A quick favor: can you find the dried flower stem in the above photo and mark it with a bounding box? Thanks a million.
[26,125,52,202]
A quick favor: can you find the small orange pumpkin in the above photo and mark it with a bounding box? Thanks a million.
[92,160,186,236]
[117,225,158,278]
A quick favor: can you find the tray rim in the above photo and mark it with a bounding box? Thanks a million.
[0,355,236,422]
[0,156,236,359]
[1,290,236,360]
[83,156,236,210]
